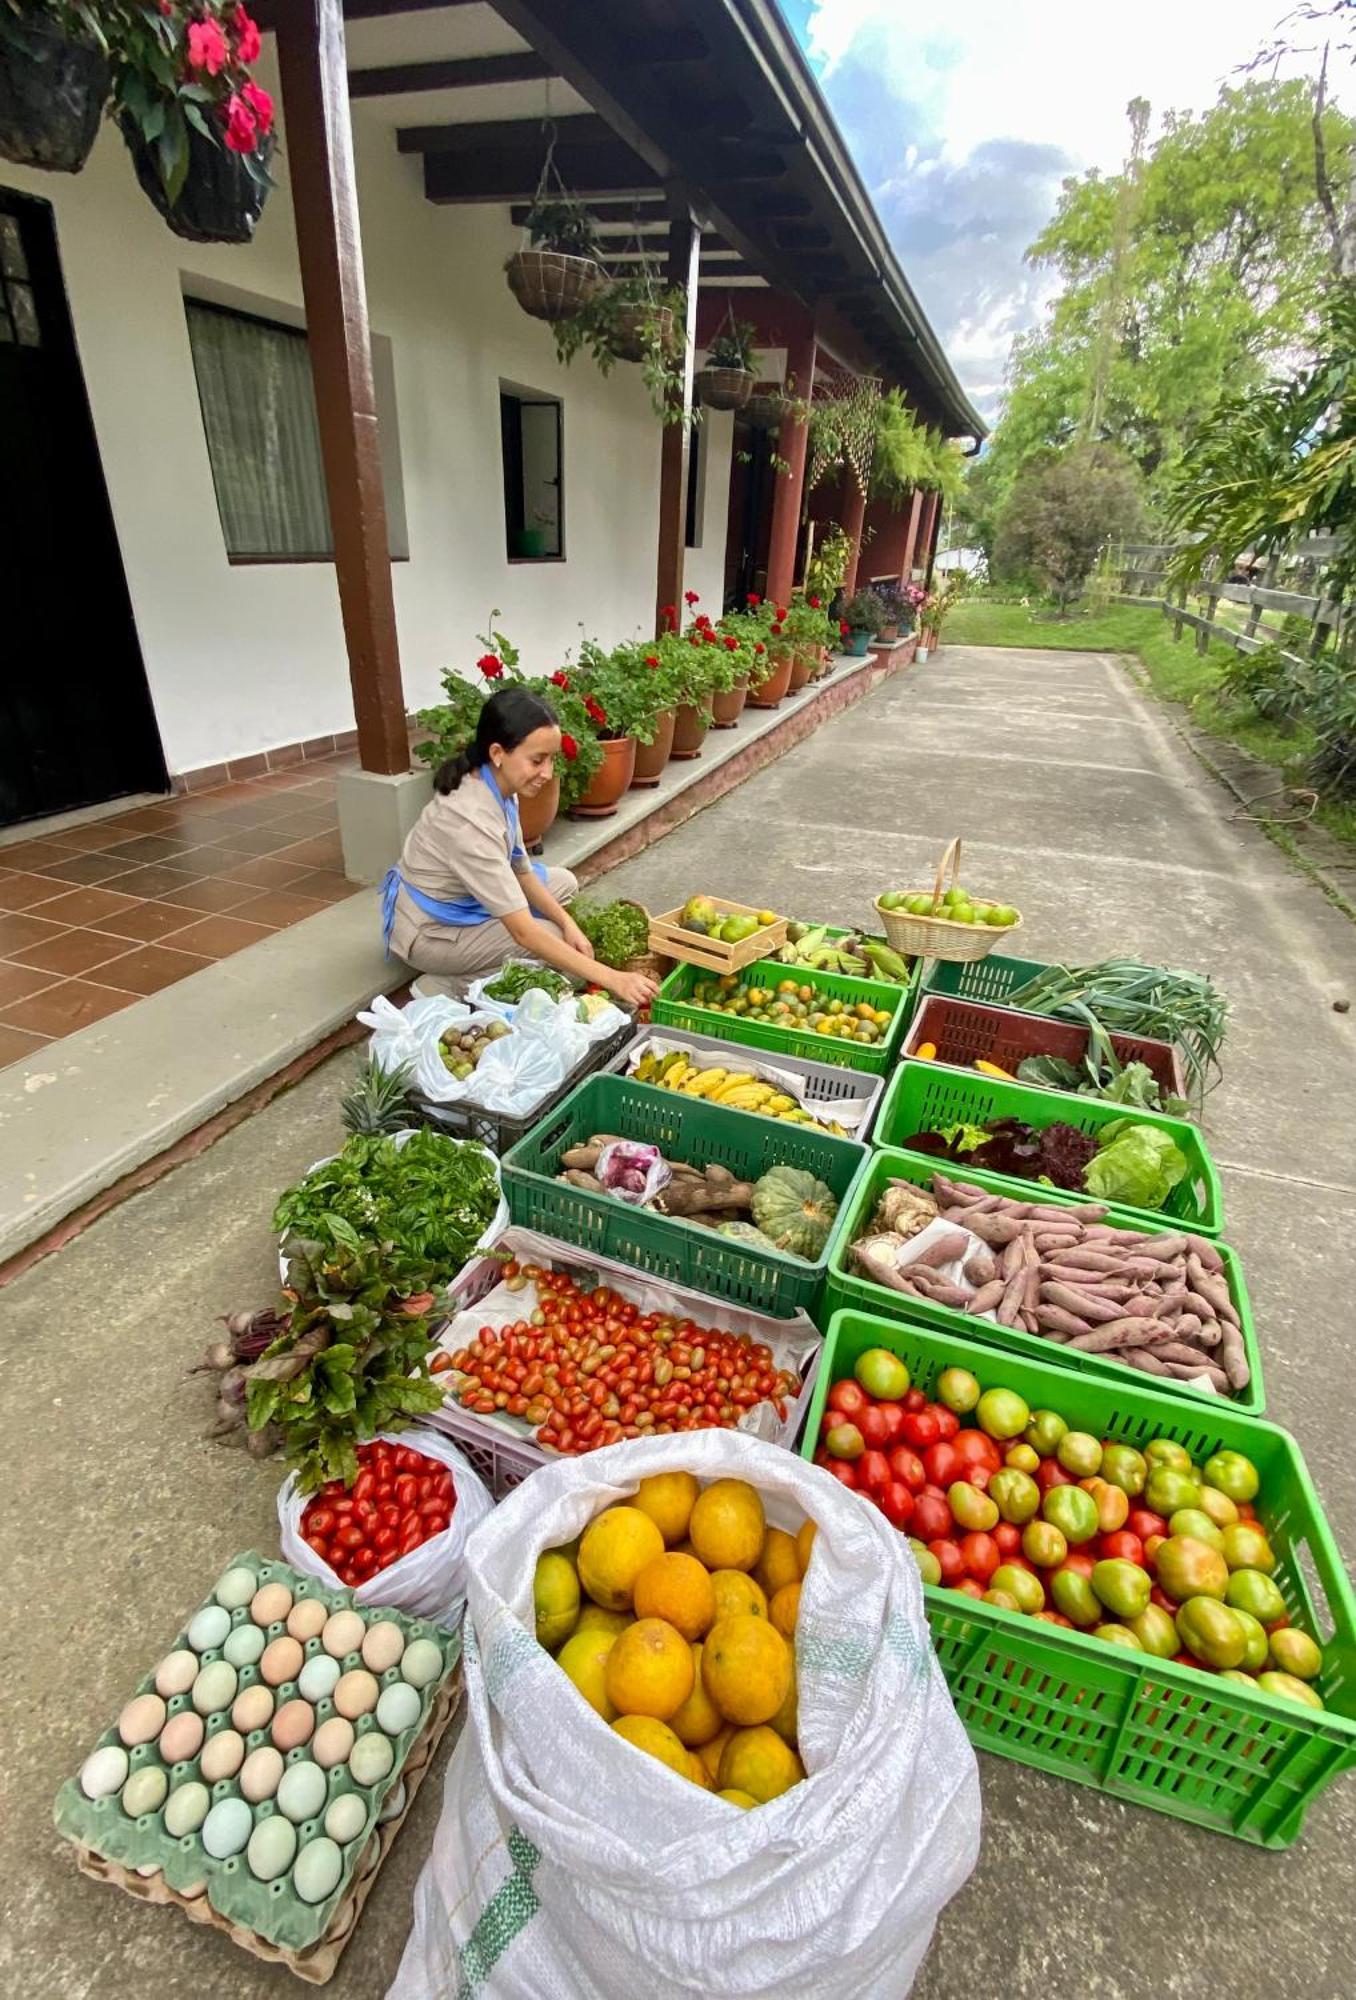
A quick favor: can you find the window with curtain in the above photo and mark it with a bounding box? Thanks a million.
[185,299,335,561]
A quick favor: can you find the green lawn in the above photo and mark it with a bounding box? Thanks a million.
[945,598,1356,854]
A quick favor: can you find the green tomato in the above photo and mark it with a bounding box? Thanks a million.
[1091,1559,1152,1621]
[908,1539,941,1586]
[1224,1569,1285,1624]
[1168,1508,1224,1550]
[1049,1567,1101,1626]
[948,1481,999,1533]
[1155,1535,1229,1604]
[1024,1408,1067,1457]
[1268,1628,1323,1680]
[1003,1442,1041,1474]
[976,1388,1030,1440]
[1128,1604,1179,1658]
[1218,1669,1260,1687]
[1257,1670,1324,1710]
[1230,1608,1270,1674]
[989,1468,1041,1525]
[990,1564,1044,1615]
[855,1347,910,1400]
[1094,1622,1144,1651]
[1144,1466,1201,1518]
[1221,1522,1275,1573]
[1021,1521,1067,1568]
[935,1366,980,1413]
[1195,1485,1239,1529]
[1056,1431,1103,1478]
[1176,1596,1248,1669]
[1144,1439,1193,1472]
[983,1588,1021,1612]
[1202,1449,1260,1503]
[1041,1483,1099,1545]
[1099,1443,1147,1497]
[825,1423,864,1460]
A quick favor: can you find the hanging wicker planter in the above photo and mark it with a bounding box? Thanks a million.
[125,123,273,245]
[743,388,788,432]
[695,365,755,413]
[0,21,107,174]
[506,247,604,323]
[609,302,674,364]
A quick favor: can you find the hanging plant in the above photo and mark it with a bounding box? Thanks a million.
[550,267,690,422]
[505,182,605,323]
[696,315,757,412]
[0,3,110,174]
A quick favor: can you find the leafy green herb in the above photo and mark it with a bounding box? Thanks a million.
[484,961,572,1004]
[571,898,651,970]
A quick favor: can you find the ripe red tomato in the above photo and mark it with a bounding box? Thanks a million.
[888,1445,926,1491]
[881,1480,915,1530]
[1127,1508,1167,1543]
[963,1464,994,1492]
[912,1492,953,1541]
[932,1406,960,1442]
[900,1408,941,1448]
[824,1459,859,1489]
[1101,1531,1145,1566]
[1062,1550,1096,1579]
[351,1546,378,1577]
[828,1380,869,1420]
[337,1522,366,1552]
[954,1577,986,1600]
[1036,1610,1074,1627]
[959,1531,1000,1582]
[1036,1458,1074,1491]
[877,1403,907,1444]
[952,1429,1001,1471]
[903,1387,927,1412]
[858,1448,892,1494]
[304,1505,335,1537]
[858,1405,892,1448]
[306,1536,329,1564]
[922,1441,963,1488]
[1150,1584,1179,1615]
[993,1521,1023,1556]
[928,1538,966,1587]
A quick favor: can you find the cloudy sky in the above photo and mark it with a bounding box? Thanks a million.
[785,0,1328,425]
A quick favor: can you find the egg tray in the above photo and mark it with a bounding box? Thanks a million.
[53,1551,460,1967]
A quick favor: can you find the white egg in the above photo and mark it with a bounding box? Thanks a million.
[292,1835,343,1905]
[201,1797,253,1859]
[80,1744,129,1800]
[200,1728,245,1783]
[399,1639,443,1689]
[298,1654,341,1704]
[154,1650,200,1698]
[322,1610,365,1661]
[246,1814,298,1882]
[276,1759,327,1824]
[187,1604,231,1653]
[223,1623,266,1669]
[360,1621,405,1673]
[349,1730,394,1787]
[191,1660,238,1717]
[164,1780,211,1837]
[240,1745,285,1804]
[214,1566,258,1611]
[376,1683,422,1737]
[323,1793,368,1844]
[121,1766,168,1818]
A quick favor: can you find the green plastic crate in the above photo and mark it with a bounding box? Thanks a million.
[823,1146,1265,1415]
[651,957,910,1076]
[801,1311,1356,1847]
[874,1060,1224,1234]
[921,953,1050,1005]
[500,1072,870,1316]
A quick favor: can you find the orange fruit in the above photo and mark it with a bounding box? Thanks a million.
[612,1714,691,1779]
[702,1615,792,1726]
[690,1480,765,1573]
[717,1725,804,1803]
[698,1724,734,1782]
[754,1528,800,1600]
[768,1660,798,1746]
[605,1617,694,1720]
[632,1472,700,1547]
[633,1553,717,1641]
[578,1506,665,1611]
[668,1644,724,1747]
[555,1628,618,1721]
[719,1788,758,1808]
[795,1520,817,1577]
[711,1570,768,1623]
[769,1581,801,1639]
[533,1552,580,1652]
[575,1606,633,1638]
[686,1751,714,1789]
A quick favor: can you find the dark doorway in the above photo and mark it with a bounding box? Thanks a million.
[0,187,165,829]
[723,422,774,609]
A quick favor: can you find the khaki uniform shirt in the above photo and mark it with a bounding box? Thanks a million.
[389,772,529,962]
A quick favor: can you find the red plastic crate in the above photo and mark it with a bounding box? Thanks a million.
[903,993,1187,1102]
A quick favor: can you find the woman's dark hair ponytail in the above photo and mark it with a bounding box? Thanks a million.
[434,684,558,794]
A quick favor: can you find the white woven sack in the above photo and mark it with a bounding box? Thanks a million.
[392,1431,981,2000]
[277,1427,494,1630]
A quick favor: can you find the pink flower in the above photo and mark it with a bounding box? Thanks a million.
[187,17,229,75]
[242,79,273,138]
[477,653,504,680]
[560,733,578,760]
[222,92,258,153]
[231,5,262,65]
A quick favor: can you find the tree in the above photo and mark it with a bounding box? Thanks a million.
[993,444,1144,610]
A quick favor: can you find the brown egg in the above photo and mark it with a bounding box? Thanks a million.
[250,1582,294,1628]
[333,1669,379,1721]
[118,1692,167,1747]
[260,1636,304,1688]
[158,1710,205,1765]
[154,1650,199,1699]
[321,1610,365,1661]
[361,1621,406,1674]
[200,1728,245,1782]
[311,1716,355,1769]
[286,1598,328,1643]
[271,1699,316,1752]
[239,1744,285,1804]
[231,1684,274,1735]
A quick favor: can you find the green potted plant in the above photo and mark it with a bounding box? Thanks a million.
[841,587,886,656]
[567,638,673,814]
[506,191,605,323]
[594,639,678,785]
[695,318,756,412]
[113,2,275,244]
[413,616,573,843]
[776,593,827,689]
[550,269,689,422]
[653,606,729,756]
[805,524,853,608]
[742,598,795,708]
[0,1,109,172]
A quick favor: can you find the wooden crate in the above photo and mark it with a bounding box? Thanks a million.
[68,1669,462,1987]
[647,897,788,974]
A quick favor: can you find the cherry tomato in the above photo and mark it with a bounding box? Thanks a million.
[306,1536,329,1563]
[374,1526,399,1556]
[305,1506,335,1538]
[353,1470,376,1505]
[394,1475,419,1509]
[351,1546,378,1577]
[337,1522,366,1552]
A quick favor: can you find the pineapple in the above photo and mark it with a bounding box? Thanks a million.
[340,1056,417,1137]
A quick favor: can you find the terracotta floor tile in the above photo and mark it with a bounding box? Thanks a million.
[0,960,60,1006]
[31,852,137,887]
[214,854,317,889]
[109,863,207,899]
[0,837,85,870]
[0,870,75,911]
[11,928,128,977]
[155,876,260,914]
[285,869,356,904]
[0,978,136,1035]
[275,835,345,868]
[105,804,182,832]
[0,1021,52,1067]
[29,884,141,926]
[0,910,70,953]
[207,824,300,856]
[128,845,234,882]
[167,914,276,958]
[267,807,340,839]
[101,833,200,864]
[227,889,328,928]
[89,899,203,943]
[91,944,211,995]
[51,819,152,852]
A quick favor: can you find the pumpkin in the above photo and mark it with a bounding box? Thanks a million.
[750,1167,839,1260]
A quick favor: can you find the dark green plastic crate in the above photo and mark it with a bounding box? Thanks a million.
[500,1072,870,1316]
[651,957,909,1075]
[920,952,1050,1004]
[823,1145,1264,1415]
[874,1059,1224,1233]
[801,1311,1356,1847]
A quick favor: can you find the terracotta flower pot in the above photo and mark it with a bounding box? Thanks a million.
[670,696,713,759]
[711,678,748,727]
[811,645,832,680]
[519,770,560,847]
[788,649,814,692]
[630,708,676,786]
[747,650,794,708]
[569,736,637,818]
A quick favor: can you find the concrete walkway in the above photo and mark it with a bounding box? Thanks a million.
[3,643,1355,1998]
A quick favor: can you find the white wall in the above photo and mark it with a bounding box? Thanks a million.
[1,60,732,775]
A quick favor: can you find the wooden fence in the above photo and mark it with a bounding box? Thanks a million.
[1111,535,1348,668]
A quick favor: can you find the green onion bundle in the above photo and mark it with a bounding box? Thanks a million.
[1004,959,1228,1099]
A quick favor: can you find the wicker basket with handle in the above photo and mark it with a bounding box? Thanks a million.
[875,837,1022,964]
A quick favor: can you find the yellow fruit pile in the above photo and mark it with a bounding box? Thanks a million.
[534,1471,819,1807]
[631,1052,847,1136]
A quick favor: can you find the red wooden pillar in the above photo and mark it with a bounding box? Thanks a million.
[274,0,407,774]
[654,192,702,633]
[765,327,816,605]
[839,481,868,595]
[921,491,943,583]
[901,489,925,577]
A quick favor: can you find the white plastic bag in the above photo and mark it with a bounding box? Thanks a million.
[594,1139,671,1206]
[392,1431,982,2000]
[624,1030,874,1135]
[277,1427,495,1630]
[471,969,630,1048]
[360,992,470,1076]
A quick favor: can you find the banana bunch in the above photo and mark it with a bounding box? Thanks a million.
[631,1051,846,1134]
[778,924,914,985]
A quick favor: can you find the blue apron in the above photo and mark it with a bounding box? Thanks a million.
[381,766,546,957]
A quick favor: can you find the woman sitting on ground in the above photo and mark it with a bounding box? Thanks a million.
[382,685,658,1009]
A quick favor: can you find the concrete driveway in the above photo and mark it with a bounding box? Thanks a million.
[3,643,1354,1998]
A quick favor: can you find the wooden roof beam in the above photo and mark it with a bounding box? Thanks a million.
[350,53,554,97]
[423,142,660,203]
[397,112,611,155]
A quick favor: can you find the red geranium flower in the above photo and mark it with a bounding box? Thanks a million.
[660,604,677,632]
[550,670,570,689]
[684,589,700,606]
[747,592,762,607]
[187,17,229,74]
[808,594,821,609]
[776,605,788,621]
[560,733,578,760]
[232,5,262,65]
[644,654,660,668]
[584,695,608,726]
[242,80,273,138]
[477,653,504,680]
[839,621,851,637]
[694,613,712,629]
[770,621,784,637]
[754,642,766,655]
[703,629,718,645]
[723,634,739,651]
